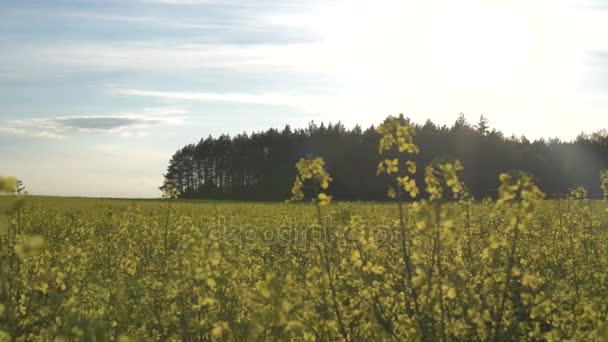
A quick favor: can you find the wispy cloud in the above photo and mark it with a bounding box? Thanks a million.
[0,42,328,83]
[0,127,64,140]
[56,12,234,30]
[149,0,216,4]
[0,109,186,139]
[139,0,319,7]
[115,88,344,111]
[53,115,177,130]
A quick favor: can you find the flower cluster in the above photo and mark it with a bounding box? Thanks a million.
[290,157,333,205]
[376,115,420,200]
[424,161,464,201]
[377,114,419,155]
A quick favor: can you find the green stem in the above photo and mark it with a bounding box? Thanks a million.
[434,204,447,342]
[163,199,172,271]
[493,203,521,341]
[397,201,426,339]
[316,201,349,341]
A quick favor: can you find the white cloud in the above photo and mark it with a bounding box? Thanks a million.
[136,0,221,3]
[0,109,186,139]
[141,0,216,4]
[56,12,235,30]
[0,42,330,83]
[0,127,64,140]
[120,131,151,138]
[115,88,343,109]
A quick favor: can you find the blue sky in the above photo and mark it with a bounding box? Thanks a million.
[1,0,607,197]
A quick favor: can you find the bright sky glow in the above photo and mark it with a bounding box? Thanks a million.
[1,0,607,197]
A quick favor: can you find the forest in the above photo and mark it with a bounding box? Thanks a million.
[162,114,608,200]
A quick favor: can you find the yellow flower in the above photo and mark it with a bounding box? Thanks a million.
[350,250,363,267]
[442,286,457,300]
[376,161,385,175]
[318,193,332,206]
[405,160,416,174]
[290,157,333,203]
[385,158,399,174]
[211,324,224,339]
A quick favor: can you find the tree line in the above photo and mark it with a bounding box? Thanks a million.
[161,114,608,200]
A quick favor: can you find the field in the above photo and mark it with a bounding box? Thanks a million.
[2,118,608,341]
[1,193,608,341]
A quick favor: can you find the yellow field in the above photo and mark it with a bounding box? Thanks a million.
[1,194,608,341]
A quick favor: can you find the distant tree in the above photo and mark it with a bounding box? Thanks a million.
[454,112,469,129]
[475,115,490,135]
[16,179,25,195]
[160,180,180,199]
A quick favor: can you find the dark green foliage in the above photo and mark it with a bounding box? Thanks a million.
[162,115,608,200]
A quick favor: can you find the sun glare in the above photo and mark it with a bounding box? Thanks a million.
[317,0,533,89]
[425,2,531,88]
[307,0,590,131]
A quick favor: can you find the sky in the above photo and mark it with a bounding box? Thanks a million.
[1,0,607,198]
